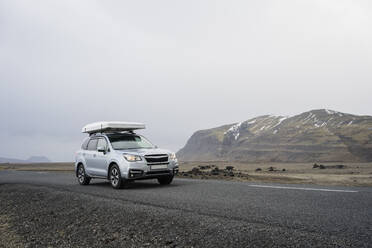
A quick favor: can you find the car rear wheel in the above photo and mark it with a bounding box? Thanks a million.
[77,164,91,185]
[157,175,174,185]
[109,164,126,189]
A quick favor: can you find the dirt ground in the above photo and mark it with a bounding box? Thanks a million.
[178,161,372,187]
[1,161,371,187]
[0,162,73,172]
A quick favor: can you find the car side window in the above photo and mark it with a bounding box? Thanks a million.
[87,139,98,151]
[97,138,108,150]
[81,138,90,150]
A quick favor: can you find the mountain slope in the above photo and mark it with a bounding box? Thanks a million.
[177,109,372,162]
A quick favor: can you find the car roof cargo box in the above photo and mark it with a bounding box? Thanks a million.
[82,121,146,134]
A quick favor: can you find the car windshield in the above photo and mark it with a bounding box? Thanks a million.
[108,134,154,150]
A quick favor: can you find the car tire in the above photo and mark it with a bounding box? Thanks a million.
[77,164,91,185]
[157,175,174,185]
[109,164,126,189]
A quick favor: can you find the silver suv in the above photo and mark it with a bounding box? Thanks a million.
[75,132,179,189]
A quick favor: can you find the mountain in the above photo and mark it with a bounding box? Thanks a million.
[0,156,51,163]
[0,157,26,163]
[177,109,372,163]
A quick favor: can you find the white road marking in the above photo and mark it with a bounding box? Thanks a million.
[248,184,358,193]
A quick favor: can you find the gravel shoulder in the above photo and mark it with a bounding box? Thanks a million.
[1,183,367,248]
[1,162,371,187]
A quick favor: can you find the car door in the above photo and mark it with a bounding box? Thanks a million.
[91,138,109,177]
[85,138,98,175]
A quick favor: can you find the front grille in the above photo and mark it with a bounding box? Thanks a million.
[144,154,168,163]
[146,170,171,175]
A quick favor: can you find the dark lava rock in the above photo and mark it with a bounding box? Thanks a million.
[255,168,262,172]
[211,167,220,175]
[191,167,201,174]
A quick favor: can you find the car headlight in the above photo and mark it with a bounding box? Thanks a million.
[169,153,177,160]
[123,154,142,162]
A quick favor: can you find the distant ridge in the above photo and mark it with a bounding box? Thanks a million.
[177,109,372,162]
[0,156,51,163]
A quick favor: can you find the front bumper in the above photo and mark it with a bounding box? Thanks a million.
[128,166,179,180]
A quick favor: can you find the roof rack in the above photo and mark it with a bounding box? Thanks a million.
[89,130,136,136]
[82,121,146,134]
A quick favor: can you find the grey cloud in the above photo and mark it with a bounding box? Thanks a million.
[0,0,371,161]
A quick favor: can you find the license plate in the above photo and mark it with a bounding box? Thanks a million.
[150,164,168,170]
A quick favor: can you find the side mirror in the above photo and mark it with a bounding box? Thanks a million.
[97,146,106,153]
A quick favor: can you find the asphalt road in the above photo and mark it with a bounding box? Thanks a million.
[1,170,372,247]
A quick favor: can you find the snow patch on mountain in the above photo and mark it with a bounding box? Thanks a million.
[247,119,256,125]
[272,116,289,128]
[224,122,243,140]
[325,109,334,115]
[325,109,343,116]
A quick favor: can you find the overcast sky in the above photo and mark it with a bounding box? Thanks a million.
[1,0,371,161]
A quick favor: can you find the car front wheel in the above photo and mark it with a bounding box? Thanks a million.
[77,164,91,185]
[109,164,126,189]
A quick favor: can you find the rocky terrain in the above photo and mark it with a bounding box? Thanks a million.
[177,161,372,187]
[177,109,372,162]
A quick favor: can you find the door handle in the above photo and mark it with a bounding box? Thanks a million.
[93,154,96,157]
